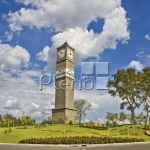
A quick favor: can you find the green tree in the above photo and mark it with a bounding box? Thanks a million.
[1,118,6,127]
[105,112,113,136]
[106,112,113,121]
[74,99,91,124]
[60,114,69,133]
[119,112,127,130]
[48,116,57,131]
[76,115,80,132]
[136,112,145,124]
[89,120,94,133]
[20,115,33,128]
[0,115,2,127]
[3,114,14,127]
[107,68,141,124]
[106,112,119,136]
[113,113,119,127]
[41,119,47,127]
[140,67,150,127]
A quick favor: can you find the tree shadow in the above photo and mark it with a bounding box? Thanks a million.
[41,130,61,132]
[79,125,108,130]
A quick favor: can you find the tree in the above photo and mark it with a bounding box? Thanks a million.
[60,114,69,133]
[105,112,114,136]
[41,119,47,127]
[74,99,91,124]
[107,68,141,124]
[48,116,57,131]
[76,115,80,132]
[119,112,127,130]
[20,115,33,128]
[140,67,150,127]
[136,112,145,124]
[3,114,14,127]
[106,112,114,122]
[1,118,6,127]
[113,113,119,126]
[0,115,2,126]
[106,112,119,136]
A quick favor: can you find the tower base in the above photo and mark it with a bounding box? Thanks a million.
[52,108,77,124]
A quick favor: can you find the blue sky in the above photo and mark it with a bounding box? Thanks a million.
[0,0,150,123]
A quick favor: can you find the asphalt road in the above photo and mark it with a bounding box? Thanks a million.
[0,143,150,150]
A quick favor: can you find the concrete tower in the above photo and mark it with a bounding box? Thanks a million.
[52,42,76,124]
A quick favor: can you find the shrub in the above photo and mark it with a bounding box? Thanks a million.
[4,130,8,134]
[8,128,12,133]
[19,136,144,144]
[4,128,12,134]
[145,131,150,136]
[69,120,72,125]
[38,124,41,129]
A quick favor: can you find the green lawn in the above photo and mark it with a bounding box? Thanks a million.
[0,124,149,143]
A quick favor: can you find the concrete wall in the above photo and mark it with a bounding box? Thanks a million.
[52,108,77,124]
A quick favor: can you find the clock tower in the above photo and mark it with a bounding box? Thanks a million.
[52,42,77,124]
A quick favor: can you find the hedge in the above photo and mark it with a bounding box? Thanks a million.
[19,136,144,144]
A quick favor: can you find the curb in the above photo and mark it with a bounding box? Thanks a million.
[0,142,150,147]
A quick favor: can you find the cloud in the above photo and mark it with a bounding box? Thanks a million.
[136,51,144,58]
[2,0,8,4]
[145,34,150,40]
[37,5,130,68]
[3,100,21,110]
[4,31,13,41]
[6,0,129,70]
[23,70,42,77]
[43,101,55,110]
[90,102,100,110]
[128,60,143,71]
[97,118,106,123]
[7,0,121,32]
[0,43,30,71]
[31,102,40,109]
[147,55,150,59]
[0,41,54,120]
[0,68,55,120]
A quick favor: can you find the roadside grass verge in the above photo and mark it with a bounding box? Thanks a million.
[0,124,149,143]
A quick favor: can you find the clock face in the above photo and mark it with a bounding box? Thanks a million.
[58,49,65,58]
[67,48,73,59]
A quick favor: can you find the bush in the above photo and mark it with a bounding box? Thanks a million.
[4,130,8,134]
[145,131,150,136]
[69,120,72,125]
[4,128,12,134]
[8,128,12,133]
[19,136,144,144]
[38,124,41,129]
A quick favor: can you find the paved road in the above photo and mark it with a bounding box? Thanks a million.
[0,143,150,150]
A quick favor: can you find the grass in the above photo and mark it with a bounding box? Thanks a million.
[0,124,149,143]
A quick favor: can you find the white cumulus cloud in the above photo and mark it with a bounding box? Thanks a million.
[31,102,40,109]
[37,5,130,69]
[128,60,143,71]
[91,102,100,109]
[3,100,21,110]
[0,43,30,71]
[7,0,121,32]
